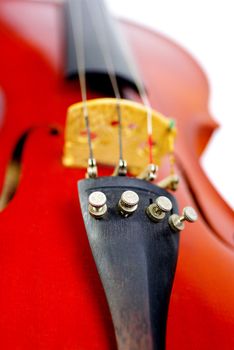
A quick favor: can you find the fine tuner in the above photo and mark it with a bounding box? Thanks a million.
[88,190,198,231]
[146,196,173,222]
[88,191,107,218]
[169,207,198,231]
[118,190,139,217]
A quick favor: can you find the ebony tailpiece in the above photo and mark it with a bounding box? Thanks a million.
[78,177,179,350]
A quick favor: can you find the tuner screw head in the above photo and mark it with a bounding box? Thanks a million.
[88,191,107,218]
[118,190,139,217]
[146,196,172,222]
[182,206,198,222]
[169,206,198,231]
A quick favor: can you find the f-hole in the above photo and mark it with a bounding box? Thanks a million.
[0,132,29,212]
[0,127,60,212]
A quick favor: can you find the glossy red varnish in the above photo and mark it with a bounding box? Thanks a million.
[0,1,233,349]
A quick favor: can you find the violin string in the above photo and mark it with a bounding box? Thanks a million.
[89,0,154,165]
[68,0,94,161]
[118,36,154,165]
[139,92,153,164]
[86,0,124,163]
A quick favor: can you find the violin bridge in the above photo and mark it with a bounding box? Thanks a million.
[62,98,176,177]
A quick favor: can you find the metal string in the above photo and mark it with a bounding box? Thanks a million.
[68,0,94,161]
[88,0,154,165]
[117,33,154,164]
[86,0,124,163]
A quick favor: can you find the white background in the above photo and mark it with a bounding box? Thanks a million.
[107,0,234,209]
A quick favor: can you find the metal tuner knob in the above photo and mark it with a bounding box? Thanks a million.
[146,196,172,222]
[88,191,107,218]
[169,206,198,232]
[118,190,139,217]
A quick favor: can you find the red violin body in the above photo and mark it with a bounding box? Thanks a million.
[0,1,233,349]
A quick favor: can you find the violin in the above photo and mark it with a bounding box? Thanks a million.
[0,0,233,349]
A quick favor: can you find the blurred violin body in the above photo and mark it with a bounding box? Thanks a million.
[0,1,233,349]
